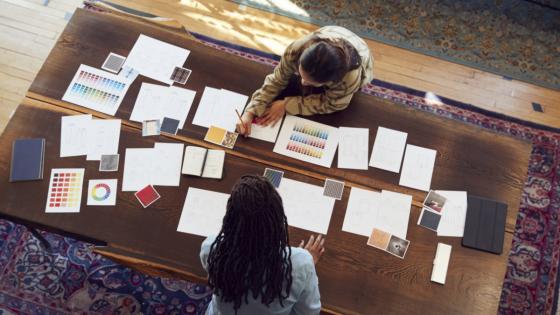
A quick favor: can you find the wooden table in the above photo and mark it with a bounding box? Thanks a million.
[0,8,532,315]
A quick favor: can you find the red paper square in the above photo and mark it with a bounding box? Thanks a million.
[134,185,161,208]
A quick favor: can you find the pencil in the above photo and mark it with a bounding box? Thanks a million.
[235,109,247,131]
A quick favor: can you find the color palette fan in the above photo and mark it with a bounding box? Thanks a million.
[62,64,130,116]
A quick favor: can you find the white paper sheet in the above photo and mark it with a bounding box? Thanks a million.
[399,144,437,191]
[277,178,335,234]
[62,64,130,116]
[177,187,230,237]
[192,87,249,132]
[369,127,408,173]
[86,119,121,161]
[123,34,190,85]
[249,116,284,143]
[376,190,412,239]
[273,115,340,168]
[338,127,369,170]
[130,83,196,129]
[60,114,92,157]
[436,190,468,237]
[342,187,381,237]
[182,146,207,176]
[201,150,225,179]
[122,143,184,191]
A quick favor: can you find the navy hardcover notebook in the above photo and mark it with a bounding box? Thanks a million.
[462,195,508,254]
[9,138,45,182]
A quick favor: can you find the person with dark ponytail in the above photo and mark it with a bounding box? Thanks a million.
[237,26,374,136]
[200,175,325,314]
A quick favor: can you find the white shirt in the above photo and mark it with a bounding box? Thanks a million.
[200,236,321,315]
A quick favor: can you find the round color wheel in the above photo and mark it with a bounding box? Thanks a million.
[91,183,111,201]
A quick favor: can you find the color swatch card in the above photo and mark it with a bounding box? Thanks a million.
[277,178,335,234]
[130,83,196,129]
[418,208,442,232]
[399,144,437,191]
[177,187,230,237]
[204,126,238,149]
[263,168,284,188]
[86,119,121,161]
[192,87,249,132]
[87,179,117,206]
[135,185,161,208]
[101,52,126,73]
[367,228,410,259]
[99,154,119,172]
[369,127,408,173]
[338,127,369,170]
[60,114,92,157]
[123,34,190,85]
[249,116,283,143]
[142,120,161,136]
[62,64,130,116]
[45,168,84,213]
[273,115,340,168]
[170,66,191,84]
[323,178,345,200]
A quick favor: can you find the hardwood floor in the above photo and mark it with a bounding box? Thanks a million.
[0,0,558,134]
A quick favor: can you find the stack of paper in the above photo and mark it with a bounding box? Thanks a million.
[122,142,184,191]
[130,83,196,129]
[177,187,230,237]
[436,190,468,237]
[60,115,121,161]
[277,178,335,234]
[399,144,437,191]
[338,127,369,170]
[273,115,340,168]
[123,34,190,85]
[342,188,412,239]
[369,127,407,173]
[192,87,249,132]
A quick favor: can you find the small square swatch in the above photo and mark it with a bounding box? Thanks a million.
[161,117,180,135]
[170,66,192,84]
[323,178,344,200]
[204,125,226,144]
[221,131,238,149]
[263,168,284,188]
[142,119,161,136]
[387,235,410,259]
[418,208,441,232]
[100,154,119,172]
[135,185,161,208]
[367,228,391,250]
[87,179,117,206]
[101,52,126,73]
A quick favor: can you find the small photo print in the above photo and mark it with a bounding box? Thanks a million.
[221,131,238,149]
[423,190,447,213]
[367,228,391,250]
[387,235,410,259]
[99,154,119,172]
[142,119,161,136]
[418,207,441,232]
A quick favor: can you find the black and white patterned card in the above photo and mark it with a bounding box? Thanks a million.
[101,53,126,73]
[170,67,192,84]
[323,178,344,200]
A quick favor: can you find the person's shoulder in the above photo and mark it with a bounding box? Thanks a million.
[290,247,315,269]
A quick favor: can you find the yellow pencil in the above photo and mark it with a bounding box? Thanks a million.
[235,109,247,131]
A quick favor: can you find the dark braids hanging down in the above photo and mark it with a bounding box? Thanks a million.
[207,175,293,312]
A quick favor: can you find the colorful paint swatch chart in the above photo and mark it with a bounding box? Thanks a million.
[62,64,130,116]
[45,168,85,213]
[273,115,340,167]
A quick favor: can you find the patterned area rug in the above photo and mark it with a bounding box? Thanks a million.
[0,219,212,314]
[2,5,560,313]
[230,0,560,90]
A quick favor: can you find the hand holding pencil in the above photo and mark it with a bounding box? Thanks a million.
[235,109,254,137]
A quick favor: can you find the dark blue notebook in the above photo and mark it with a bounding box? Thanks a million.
[9,138,45,182]
[462,195,507,255]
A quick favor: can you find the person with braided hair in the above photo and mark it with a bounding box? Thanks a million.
[236,26,374,136]
[200,175,325,314]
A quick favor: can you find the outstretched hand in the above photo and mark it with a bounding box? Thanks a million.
[260,100,286,127]
[299,234,325,265]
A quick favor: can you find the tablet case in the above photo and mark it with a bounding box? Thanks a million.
[462,195,507,254]
[9,138,45,182]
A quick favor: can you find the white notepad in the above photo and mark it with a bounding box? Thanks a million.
[182,146,225,179]
[431,243,452,284]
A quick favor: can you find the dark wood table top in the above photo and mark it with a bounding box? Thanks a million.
[1,8,531,314]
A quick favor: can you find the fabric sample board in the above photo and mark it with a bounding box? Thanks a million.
[462,195,507,254]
